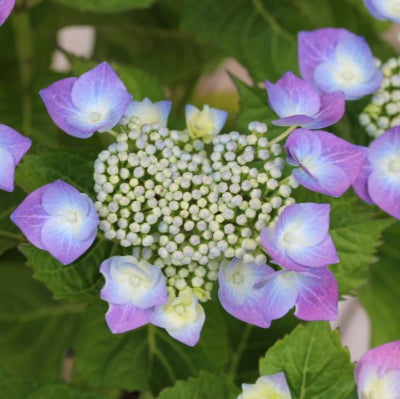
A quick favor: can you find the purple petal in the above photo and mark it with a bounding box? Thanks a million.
[266,72,321,118]
[364,0,400,23]
[298,28,350,86]
[286,128,323,166]
[272,114,315,127]
[305,92,345,129]
[10,185,49,249]
[368,126,400,168]
[262,271,298,321]
[105,303,152,334]
[0,0,15,26]
[0,124,32,165]
[0,148,15,192]
[352,158,374,204]
[363,0,386,20]
[294,267,338,321]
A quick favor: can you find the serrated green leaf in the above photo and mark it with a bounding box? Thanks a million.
[19,239,120,304]
[0,254,84,377]
[156,371,239,399]
[0,368,105,399]
[359,222,400,346]
[259,322,355,399]
[76,301,229,395]
[15,150,97,195]
[51,0,154,12]
[294,190,393,295]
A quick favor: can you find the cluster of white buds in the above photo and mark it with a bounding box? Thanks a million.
[93,118,297,300]
[360,57,400,137]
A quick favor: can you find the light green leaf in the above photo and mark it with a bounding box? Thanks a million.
[259,322,355,399]
[359,222,400,346]
[0,255,84,377]
[51,0,154,12]
[76,301,229,395]
[156,371,239,399]
[19,239,120,304]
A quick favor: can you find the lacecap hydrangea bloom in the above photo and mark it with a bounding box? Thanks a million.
[266,71,345,129]
[355,340,400,399]
[353,126,400,220]
[0,123,31,192]
[11,180,99,265]
[363,0,400,23]
[298,28,382,100]
[0,0,15,26]
[238,373,292,399]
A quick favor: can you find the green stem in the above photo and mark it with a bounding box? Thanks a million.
[107,129,119,138]
[11,10,33,135]
[0,230,23,240]
[269,125,296,146]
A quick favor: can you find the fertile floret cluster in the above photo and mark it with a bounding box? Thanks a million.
[359,57,400,137]
[93,118,297,299]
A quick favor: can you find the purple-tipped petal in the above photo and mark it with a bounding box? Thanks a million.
[105,303,153,334]
[266,72,321,118]
[262,271,298,321]
[10,185,49,249]
[100,256,168,309]
[0,0,15,26]
[352,158,374,204]
[238,373,292,399]
[0,124,32,165]
[124,98,172,126]
[0,148,15,192]
[294,267,338,321]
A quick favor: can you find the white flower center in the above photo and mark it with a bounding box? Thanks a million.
[232,272,245,284]
[66,211,79,223]
[388,159,400,173]
[283,232,295,245]
[90,111,103,122]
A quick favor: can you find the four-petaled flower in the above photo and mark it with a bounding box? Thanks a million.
[0,123,31,192]
[266,72,345,129]
[40,62,132,139]
[298,28,382,100]
[11,180,99,265]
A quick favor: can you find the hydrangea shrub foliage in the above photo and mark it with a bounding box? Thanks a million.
[0,1,400,398]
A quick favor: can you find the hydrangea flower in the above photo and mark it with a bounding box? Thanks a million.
[298,28,382,100]
[218,258,338,326]
[100,255,168,333]
[0,123,31,192]
[353,127,400,219]
[238,373,292,399]
[260,203,339,271]
[266,72,345,129]
[122,98,172,127]
[11,180,99,265]
[151,289,205,346]
[285,129,367,197]
[355,340,400,399]
[40,62,132,139]
[0,0,15,26]
[363,0,400,23]
[185,104,227,143]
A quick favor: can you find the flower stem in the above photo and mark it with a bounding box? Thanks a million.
[269,125,297,146]
[107,129,118,138]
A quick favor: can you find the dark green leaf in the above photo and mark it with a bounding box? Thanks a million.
[51,0,154,12]
[259,322,355,399]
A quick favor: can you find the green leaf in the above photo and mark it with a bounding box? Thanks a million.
[19,239,120,304]
[51,0,154,12]
[0,253,84,377]
[0,189,25,255]
[156,371,239,399]
[76,301,229,395]
[0,368,105,399]
[15,150,97,195]
[359,222,400,346]
[259,322,355,399]
[294,190,393,295]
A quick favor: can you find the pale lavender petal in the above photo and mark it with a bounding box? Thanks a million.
[156,100,173,125]
[10,185,49,249]
[368,170,400,219]
[239,373,292,399]
[305,92,345,129]
[273,114,315,127]
[286,234,339,269]
[0,0,15,26]
[266,72,321,118]
[294,267,338,320]
[286,128,323,166]
[357,365,400,399]
[209,108,228,133]
[124,98,172,126]
[0,124,32,164]
[298,28,350,86]
[364,0,400,23]
[260,373,291,397]
[165,314,205,347]
[363,0,386,20]
[262,271,298,321]
[368,126,400,167]
[352,159,374,204]
[105,303,152,334]
[0,148,15,192]
[40,77,95,138]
